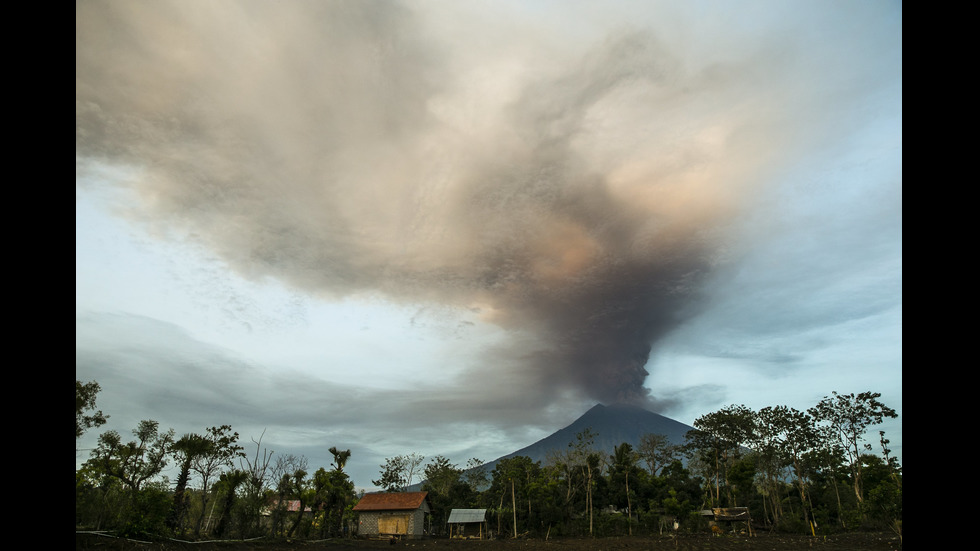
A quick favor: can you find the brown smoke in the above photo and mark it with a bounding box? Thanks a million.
[77,1,818,406]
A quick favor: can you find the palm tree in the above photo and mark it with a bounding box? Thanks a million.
[168,433,210,534]
[329,447,351,472]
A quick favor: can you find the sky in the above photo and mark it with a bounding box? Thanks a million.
[76,0,902,491]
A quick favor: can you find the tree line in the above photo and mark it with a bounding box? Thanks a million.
[76,380,900,541]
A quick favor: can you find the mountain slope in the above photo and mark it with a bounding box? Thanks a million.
[493,402,693,466]
[407,402,694,491]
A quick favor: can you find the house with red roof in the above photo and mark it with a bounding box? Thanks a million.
[352,491,431,538]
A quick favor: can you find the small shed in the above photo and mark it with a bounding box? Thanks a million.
[712,507,750,522]
[447,509,488,539]
[701,507,753,536]
[353,492,430,539]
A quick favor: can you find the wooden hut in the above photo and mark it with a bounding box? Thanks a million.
[701,507,753,536]
[353,492,430,539]
[447,509,488,539]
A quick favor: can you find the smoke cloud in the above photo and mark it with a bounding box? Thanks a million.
[76,1,890,408]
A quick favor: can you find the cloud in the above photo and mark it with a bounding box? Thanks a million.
[75,311,570,487]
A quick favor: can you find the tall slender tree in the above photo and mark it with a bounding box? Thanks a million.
[326,448,355,537]
[211,469,249,537]
[609,443,641,534]
[781,407,820,532]
[236,431,274,538]
[809,391,897,505]
[270,454,307,537]
[167,433,210,534]
[753,406,789,527]
[567,429,601,536]
[543,451,579,530]
[285,467,311,538]
[190,425,244,536]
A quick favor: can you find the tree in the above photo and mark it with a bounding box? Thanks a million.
[211,469,249,537]
[806,432,851,529]
[809,391,897,506]
[285,467,310,538]
[76,379,108,439]
[190,425,245,536]
[329,447,351,472]
[372,453,424,492]
[566,429,602,536]
[422,456,464,535]
[688,404,757,508]
[235,431,275,538]
[865,433,902,539]
[608,443,641,535]
[462,458,489,493]
[330,469,357,537]
[270,454,308,537]
[544,451,580,531]
[403,452,425,488]
[167,433,210,534]
[779,407,820,532]
[486,455,542,537]
[423,455,463,496]
[309,467,332,538]
[324,448,355,537]
[85,420,175,534]
[637,433,680,477]
[373,455,408,492]
[752,406,790,527]
[877,431,902,488]
[655,460,702,533]
[87,420,175,501]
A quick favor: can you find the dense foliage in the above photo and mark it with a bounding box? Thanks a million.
[76,381,900,541]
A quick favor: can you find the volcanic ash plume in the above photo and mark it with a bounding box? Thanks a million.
[76,1,815,405]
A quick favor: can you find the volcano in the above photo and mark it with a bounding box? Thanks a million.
[431,402,695,489]
[408,402,695,490]
[489,402,694,467]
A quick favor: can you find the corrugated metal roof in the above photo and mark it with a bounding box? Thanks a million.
[447,509,487,524]
[352,491,429,511]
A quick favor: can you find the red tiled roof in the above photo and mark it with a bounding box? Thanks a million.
[352,491,429,511]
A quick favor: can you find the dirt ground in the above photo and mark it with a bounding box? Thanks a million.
[76,531,902,551]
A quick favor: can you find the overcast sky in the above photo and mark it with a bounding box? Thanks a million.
[76,0,902,491]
